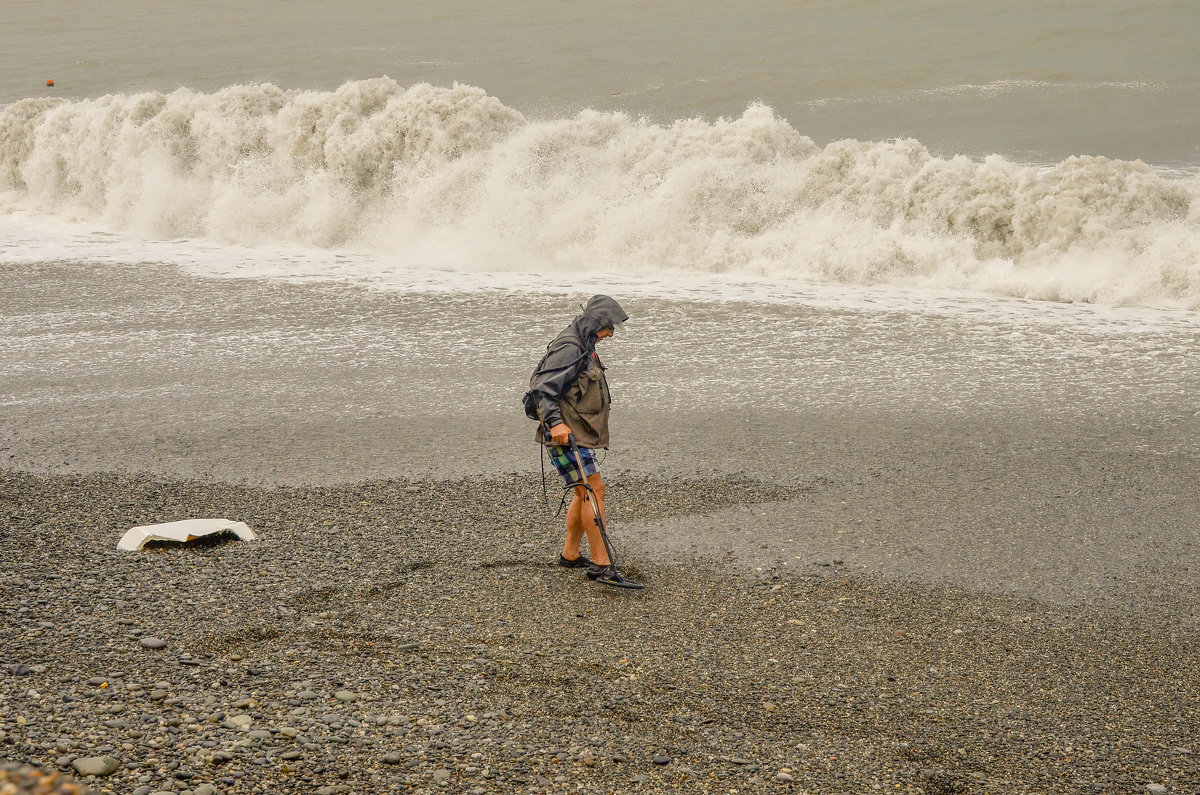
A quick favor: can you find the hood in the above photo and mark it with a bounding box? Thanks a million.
[575,295,629,341]
[542,295,630,361]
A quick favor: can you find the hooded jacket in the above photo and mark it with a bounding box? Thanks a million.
[528,295,629,448]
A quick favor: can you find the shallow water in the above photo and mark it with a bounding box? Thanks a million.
[4,261,1198,478]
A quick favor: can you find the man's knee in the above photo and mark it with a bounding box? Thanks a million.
[573,472,604,498]
[587,472,604,497]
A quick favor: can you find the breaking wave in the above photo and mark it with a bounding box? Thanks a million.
[1,78,1198,307]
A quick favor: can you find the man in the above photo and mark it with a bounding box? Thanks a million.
[527,295,630,586]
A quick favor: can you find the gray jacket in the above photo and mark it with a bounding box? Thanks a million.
[528,295,629,448]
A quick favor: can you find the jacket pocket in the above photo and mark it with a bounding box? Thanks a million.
[573,363,606,415]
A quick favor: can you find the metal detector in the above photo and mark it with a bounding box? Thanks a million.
[564,433,644,590]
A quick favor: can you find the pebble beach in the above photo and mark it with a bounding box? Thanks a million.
[3,467,1199,794]
[5,0,1200,791]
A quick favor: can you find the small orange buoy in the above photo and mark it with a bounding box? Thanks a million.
[46,79,55,87]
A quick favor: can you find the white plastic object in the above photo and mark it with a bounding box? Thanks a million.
[117,519,256,551]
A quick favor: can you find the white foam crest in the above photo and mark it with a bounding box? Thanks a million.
[1,79,1198,308]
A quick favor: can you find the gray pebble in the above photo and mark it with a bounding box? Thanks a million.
[72,755,120,776]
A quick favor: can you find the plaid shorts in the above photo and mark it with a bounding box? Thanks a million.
[547,444,599,487]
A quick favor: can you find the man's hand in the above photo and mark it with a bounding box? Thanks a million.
[549,422,572,446]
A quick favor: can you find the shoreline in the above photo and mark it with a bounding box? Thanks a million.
[3,468,1199,794]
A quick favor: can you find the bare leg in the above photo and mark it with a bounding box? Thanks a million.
[563,472,609,567]
[562,492,585,560]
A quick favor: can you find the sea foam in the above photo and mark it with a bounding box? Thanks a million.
[1,78,1197,308]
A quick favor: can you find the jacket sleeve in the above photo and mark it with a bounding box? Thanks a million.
[530,344,586,429]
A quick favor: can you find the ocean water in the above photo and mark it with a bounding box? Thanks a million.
[1,0,1198,310]
[1,1,1199,416]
